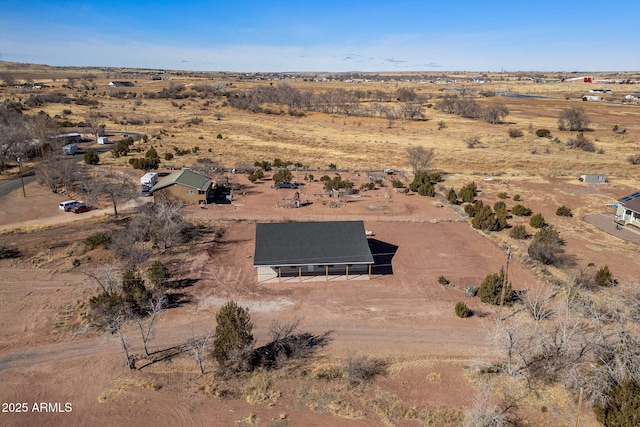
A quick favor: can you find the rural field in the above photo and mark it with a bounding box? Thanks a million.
[0,63,639,426]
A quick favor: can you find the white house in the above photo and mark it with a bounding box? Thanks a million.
[616,191,640,228]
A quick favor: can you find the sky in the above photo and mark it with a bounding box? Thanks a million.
[1,0,639,73]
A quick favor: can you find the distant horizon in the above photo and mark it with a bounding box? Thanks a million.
[1,0,639,73]
[3,60,638,76]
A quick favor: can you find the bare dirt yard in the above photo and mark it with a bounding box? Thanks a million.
[2,174,636,426]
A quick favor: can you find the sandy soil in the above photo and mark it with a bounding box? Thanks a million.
[1,173,631,425]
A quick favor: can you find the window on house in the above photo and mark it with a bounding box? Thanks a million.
[186,190,194,195]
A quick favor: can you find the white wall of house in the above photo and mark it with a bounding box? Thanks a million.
[617,205,640,227]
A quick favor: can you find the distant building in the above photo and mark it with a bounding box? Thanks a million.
[108,81,135,87]
[616,191,640,228]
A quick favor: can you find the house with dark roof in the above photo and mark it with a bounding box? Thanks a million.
[150,169,213,204]
[254,221,375,282]
[616,191,640,228]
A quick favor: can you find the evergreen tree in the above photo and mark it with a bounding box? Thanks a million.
[213,301,254,371]
[477,267,513,305]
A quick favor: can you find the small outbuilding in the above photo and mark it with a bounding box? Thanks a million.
[254,221,375,282]
[616,191,640,228]
[150,169,213,204]
[579,174,607,183]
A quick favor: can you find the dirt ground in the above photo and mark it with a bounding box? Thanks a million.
[2,172,635,425]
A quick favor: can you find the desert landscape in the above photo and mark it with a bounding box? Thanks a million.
[1,63,639,426]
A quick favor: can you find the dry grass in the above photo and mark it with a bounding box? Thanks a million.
[4,65,639,186]
[98,377,161,403]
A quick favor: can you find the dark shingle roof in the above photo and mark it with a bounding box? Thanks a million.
[151,169,210,193]
[619,191,640,213]
[254,221,374,267]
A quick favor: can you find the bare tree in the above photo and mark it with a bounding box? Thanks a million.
[482,103,509,124]
[147,200,186,251]
[401,102,423,121]
[186,330,214,374]
[0,102,30,173]
[521,282,556,321]
[85,171,138,217]
[133,296,167,357]
[81,263,122,294]
[558,107,590,131]
[85,113,105,143]
[35,154,78,193]
[406,146,435,175]
[29,112,58,158]
[463,390,510,427]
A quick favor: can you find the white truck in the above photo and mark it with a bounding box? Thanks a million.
[140,172,158,194]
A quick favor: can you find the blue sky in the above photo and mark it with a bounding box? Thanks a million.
[1,0,639,72]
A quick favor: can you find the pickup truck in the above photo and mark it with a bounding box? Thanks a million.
[275,181,299,189]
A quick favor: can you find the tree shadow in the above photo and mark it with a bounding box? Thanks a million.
[251,331,333,370]
[165,292,192,309]
[168,278,198,289]
[367,238,398,275]
[137,344,188,370]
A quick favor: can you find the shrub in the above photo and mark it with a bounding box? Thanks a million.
[216,133,223,139]
[84,232,111,250]
[417,183,435,196]
[464,200,484,218]
[438,275,450,285]
[477,268,513,305]
[512,194,521,201]
[0,245,20,259]
[594,380,640,426]
[164,152,174,161]
[360,182,376,190]
[344,355,386,387]
[529,213,546,228]
[328,163,337,170]
[509,225,528,239]
[536,129,551,138]
[595,265,614,287]
[493,201,507,213]
[512,204,532,216]
[84,149,100,165]
[391,179,404,188]
[556,205,573,217]
[497,192,508,199]
[472,206,500,231]
[627,153,640,165]
[129,156,160,170]
[528,225,565,266]
[455,302,472,318]
[272,168,293,183]
[459,182,477,203]
[447,188,458,204]
[508,128,524,138]
[567,133,596,152]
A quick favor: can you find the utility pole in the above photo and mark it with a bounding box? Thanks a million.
[498,247,512,318]
[17,157,26,197]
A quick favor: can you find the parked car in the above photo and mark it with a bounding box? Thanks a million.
[275,181,299,189]
[70,205,90,214]
[59,200,85,211]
